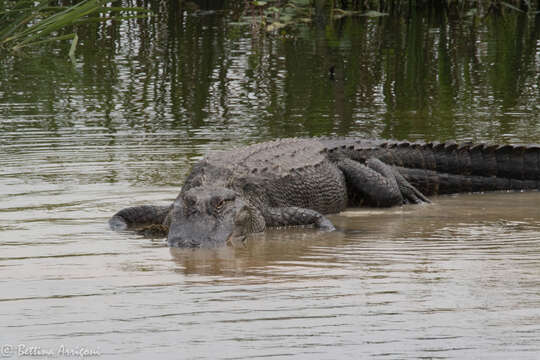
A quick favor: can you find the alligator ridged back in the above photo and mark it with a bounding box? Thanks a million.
[182,138,348,214]
[182,138,326,192]
[205,138,327,176]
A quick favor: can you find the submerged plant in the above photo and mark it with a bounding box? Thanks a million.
[229,0,314,33]
[230,0,394,34]
[0,0,151,56]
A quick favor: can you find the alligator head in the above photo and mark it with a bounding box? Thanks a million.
[166,186,265,247]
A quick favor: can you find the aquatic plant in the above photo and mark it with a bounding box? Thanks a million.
[0,0,150,55]
[230,0,389,33]
[229,0,538,35]
[329,0,538,14]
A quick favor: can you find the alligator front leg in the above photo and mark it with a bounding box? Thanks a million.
[109,205,171,234]
[337,158,429,207]
[264,207,336,231]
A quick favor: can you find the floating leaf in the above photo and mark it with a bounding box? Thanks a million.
[282,7,297,16]
[253,1,268,6]
[266,22,287,32]
[465,8,477,17]
[280,14,293,22]
[332,9,359,19]
[229,21,250,26]
[290,0,311,6]
[362,10,388,17]
[241,16,258,22]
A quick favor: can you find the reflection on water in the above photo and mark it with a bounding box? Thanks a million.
[1,2,540,359]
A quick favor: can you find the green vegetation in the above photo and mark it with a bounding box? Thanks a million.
[230,0,539,34]
[312,0,539,14]
[1,0,537,56]
[1,0,537,141]
[0,0,150,55]
[231,0,390,32]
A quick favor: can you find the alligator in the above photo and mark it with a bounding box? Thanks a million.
[109,138,540,247]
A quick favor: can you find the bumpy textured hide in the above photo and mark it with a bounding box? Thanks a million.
[182,138,349,215]
[110,137,540,246]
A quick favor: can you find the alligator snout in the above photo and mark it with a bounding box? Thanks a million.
[167,214,236,247]
[166,186,243,247]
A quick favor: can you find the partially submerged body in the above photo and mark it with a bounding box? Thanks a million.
[109,138,540,247]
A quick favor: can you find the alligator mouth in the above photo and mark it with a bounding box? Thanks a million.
[166,215,236,248]
[167,233,246,248]
[168,239,202,248]
[167,230,236,248]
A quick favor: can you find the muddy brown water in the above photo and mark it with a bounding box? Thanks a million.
[2,144,540,358]
[1,2,540,359]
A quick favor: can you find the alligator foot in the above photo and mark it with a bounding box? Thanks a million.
[337,157,403,207]
[264,207,336,231]
[137,224,170,238]
[337,157,429,206]
[391,167,431,204]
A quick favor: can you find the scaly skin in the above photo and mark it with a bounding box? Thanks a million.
[109,138,540,247]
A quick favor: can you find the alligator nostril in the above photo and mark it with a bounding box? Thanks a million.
[184,197,196,208]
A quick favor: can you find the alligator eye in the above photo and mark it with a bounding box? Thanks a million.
[215,200,225,209]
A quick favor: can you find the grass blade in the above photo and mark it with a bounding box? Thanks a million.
[0,0,151,54]
[68,33,78,59]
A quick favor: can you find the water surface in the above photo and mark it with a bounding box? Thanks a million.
[1,2,540,359]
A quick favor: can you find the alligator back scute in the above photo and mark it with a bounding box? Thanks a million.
[399,143,415,168]
[458,143,474,176]
[415,142,435,170]
[418,143,437,171]
[469,144,497,177]
[383,142,406,166]
[524,146,540,180]
[370,144,396,165]
[430,142,450,174]
[495,145,519,180]
[444,141,460,175]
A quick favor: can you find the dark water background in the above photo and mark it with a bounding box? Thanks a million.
[1,2,539,359]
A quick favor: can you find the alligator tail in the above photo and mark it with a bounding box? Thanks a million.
[364,141,540,195]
